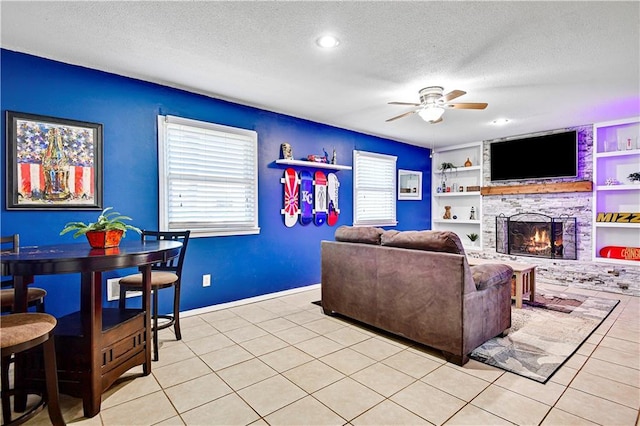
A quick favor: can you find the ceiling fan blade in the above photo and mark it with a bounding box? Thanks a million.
[442,90,466,102]
[430,117,443,124]
[386,110,418,122]
[388,101,421,106]
[447,102,488,110]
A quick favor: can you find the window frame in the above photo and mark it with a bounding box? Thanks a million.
[352,149,398,227]
[158,115,259,237]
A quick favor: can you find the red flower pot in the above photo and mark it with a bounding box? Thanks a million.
[85,229,124,249]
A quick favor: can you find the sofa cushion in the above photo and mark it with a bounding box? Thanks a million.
[381,230,465,255]
[471,263,514,290]
[335,226,384,245]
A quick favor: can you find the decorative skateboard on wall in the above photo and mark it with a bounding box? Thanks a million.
[280,167,340,228]
[299,170,314,225]
[327,173,340,226]
[599,246,640,261]
[314,171,327,226]
[280,168,299,227]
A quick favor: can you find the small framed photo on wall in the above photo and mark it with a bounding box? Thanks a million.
[398,169,422,200]
[5,111,103,210]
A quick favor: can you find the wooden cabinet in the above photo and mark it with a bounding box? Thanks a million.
[432,142,482,250]
[592,117,640,265]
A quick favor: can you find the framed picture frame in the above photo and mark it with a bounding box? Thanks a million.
[398,169,422,200]
[6,111,103,210]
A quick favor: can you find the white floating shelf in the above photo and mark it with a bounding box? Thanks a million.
[275,159,352,171]
[433,191,481,197]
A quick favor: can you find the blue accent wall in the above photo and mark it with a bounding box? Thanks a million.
[1,49,433,317]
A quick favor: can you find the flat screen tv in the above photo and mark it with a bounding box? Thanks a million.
[490,130,577,181]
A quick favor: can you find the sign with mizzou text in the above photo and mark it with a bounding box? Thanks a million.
[595,212,640,223]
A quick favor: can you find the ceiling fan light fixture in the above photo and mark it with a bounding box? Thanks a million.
[316,35,340,48]
[418,106,445,122]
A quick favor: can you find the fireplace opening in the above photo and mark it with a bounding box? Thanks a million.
[496,213,576,260]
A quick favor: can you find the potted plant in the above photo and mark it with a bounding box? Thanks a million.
[60,207,142,248]
[467,233,479,244]
[628,172,640,184]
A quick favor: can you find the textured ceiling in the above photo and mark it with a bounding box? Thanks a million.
[1,1,639,150]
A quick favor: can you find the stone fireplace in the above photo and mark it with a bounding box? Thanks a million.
[473,124,640,295]
[496,213,577,260]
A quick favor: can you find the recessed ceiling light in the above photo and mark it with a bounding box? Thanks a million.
[316,35,340,48]
[491,118,510,125]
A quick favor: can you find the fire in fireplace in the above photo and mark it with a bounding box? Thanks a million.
[496,213,576,260]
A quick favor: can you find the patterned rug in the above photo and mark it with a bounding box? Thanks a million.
[469,290,619,383]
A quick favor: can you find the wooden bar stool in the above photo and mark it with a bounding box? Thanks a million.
[118,230,190,361]
[1,313,64,425]
[1,235,47,314]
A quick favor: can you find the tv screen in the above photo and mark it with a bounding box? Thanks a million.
[490,131,577,181]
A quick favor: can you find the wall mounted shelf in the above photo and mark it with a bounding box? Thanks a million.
[275,159,352,171]
[480,181,593,196]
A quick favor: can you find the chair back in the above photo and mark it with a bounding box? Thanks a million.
[1,234,19,288]
[141,230,190,276]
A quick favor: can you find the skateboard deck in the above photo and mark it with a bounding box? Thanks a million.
[280,168,299,227]
[299,170,314,225]
[327,173,340,226]
[314,171,327,226]
[599,246,640,261]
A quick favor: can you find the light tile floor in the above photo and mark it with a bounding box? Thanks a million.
[19,282,640,425]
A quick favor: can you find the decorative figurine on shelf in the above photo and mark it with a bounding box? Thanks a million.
[605,177,620,186]
[469,206,476,220]
[443,206,452,219]
[280,143,293,160]
[464,157,472,167]
[331,147,337,165]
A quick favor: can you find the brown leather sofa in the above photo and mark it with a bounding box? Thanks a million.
[321,226,513,365]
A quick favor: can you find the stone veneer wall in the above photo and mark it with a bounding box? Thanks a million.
[471,124,640,296]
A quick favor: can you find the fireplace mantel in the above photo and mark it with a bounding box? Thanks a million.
[480,180,593,196]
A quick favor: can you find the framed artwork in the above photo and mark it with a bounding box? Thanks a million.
[6,111,103,210]
[398,169,422,200]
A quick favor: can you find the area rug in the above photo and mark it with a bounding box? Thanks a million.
[469,290,619,383]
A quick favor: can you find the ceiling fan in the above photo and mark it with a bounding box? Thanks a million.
[386,86,488,124]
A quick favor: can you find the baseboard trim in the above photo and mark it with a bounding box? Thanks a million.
[181,283,321,318]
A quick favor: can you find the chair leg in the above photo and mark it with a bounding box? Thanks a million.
[153,289,159,362]
[1,355,12,425]
[42,338,64,426]
[118,286,127,310]
[173,282,181,341]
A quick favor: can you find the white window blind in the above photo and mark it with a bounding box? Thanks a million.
[353,150,397,226]
[158,115,259,237]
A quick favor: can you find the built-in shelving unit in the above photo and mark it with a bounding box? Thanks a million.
[275,159,352,171]
[592,117,640,265]
[431,142,483,250]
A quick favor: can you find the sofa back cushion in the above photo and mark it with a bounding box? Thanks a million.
[381,230,466,255]
[334,226,384,245]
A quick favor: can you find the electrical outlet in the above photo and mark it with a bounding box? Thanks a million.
[202,274,211,287]
[107,278,142,301]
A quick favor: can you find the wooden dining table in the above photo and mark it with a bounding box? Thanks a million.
[0,239,182,418]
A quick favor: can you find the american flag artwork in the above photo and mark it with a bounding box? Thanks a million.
[13,117,96,206]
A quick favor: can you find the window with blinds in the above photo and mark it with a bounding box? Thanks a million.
[158,115,259,237]
[353,150,397,227]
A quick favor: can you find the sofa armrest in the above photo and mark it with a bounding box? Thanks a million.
[470,264,513,290]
